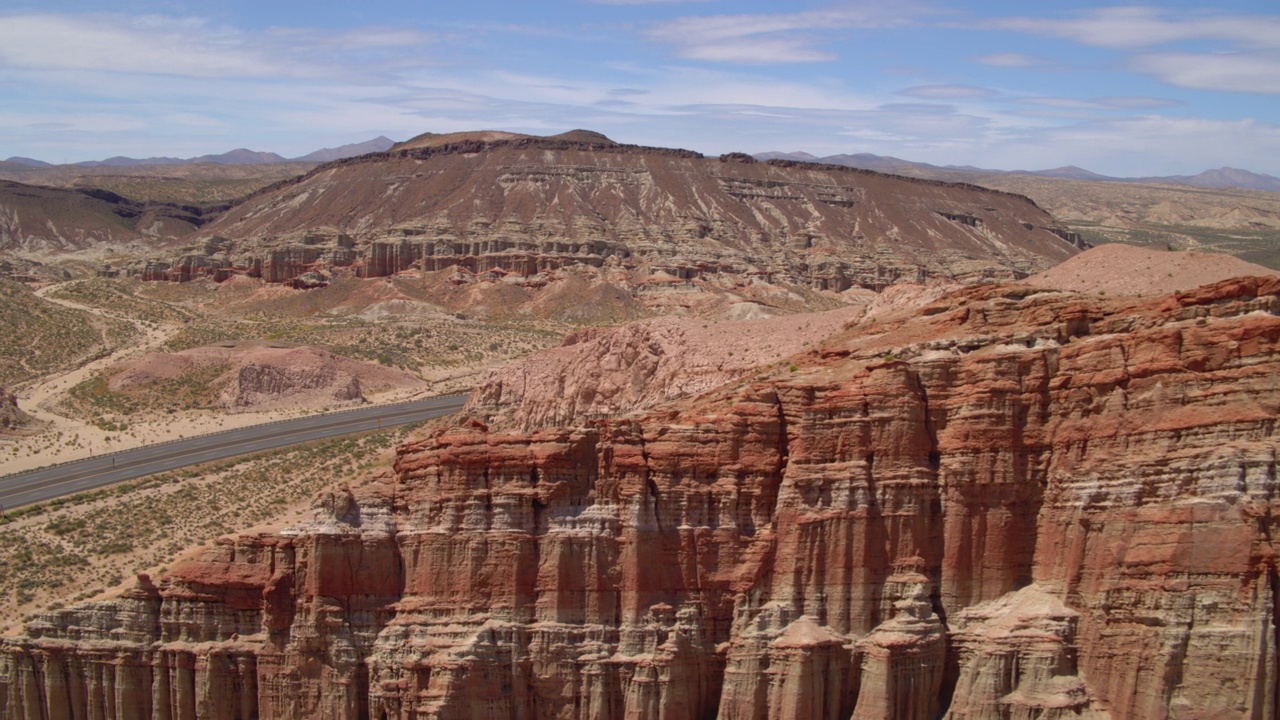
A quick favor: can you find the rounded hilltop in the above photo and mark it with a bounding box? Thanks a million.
[1024,242,1279,296]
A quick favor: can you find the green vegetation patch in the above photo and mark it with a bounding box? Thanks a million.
[47,278,196,325]
[63,362,231,417]
[0,279,127,385]
[162,316,563,373]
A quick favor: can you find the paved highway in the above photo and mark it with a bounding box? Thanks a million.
[0,393,469,509]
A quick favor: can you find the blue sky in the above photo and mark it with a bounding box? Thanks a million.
[1,1,1278,176]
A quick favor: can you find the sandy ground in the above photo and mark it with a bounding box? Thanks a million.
[0,286,487,477]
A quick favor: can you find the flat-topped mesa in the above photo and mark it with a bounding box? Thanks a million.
[4,275,1278,719]
[129,130,1084,293]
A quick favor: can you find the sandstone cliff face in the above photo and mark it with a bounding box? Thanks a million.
[136,134,1083,291]
[4,276,1279,719]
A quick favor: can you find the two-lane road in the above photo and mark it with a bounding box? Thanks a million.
[0,393,469,509]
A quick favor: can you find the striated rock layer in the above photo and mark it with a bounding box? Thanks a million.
[4,276,1280,719]
[133,132,1084,291]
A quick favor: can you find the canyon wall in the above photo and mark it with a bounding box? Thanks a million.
[3,276,1278,719]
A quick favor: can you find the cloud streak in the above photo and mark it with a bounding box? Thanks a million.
[1133,51,1280,96]
[900,85,998,99]
[646,5,926,64]
[972,53,1054,69]
[987,6,1280,50]
[0,13,433,79]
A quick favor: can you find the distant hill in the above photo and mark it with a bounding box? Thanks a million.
[77,149,289,168]
[1136,167,1280,193]
[2,157,52,168]
[10,136,400,169]
[292,136,396,162]
[754,151,1280,193]
[1021,166,1114,181]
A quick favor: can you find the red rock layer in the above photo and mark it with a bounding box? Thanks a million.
[3,276,1279,719]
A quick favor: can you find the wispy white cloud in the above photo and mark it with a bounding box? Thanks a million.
[900,84,998,99]
[1132,51,1280,96]
[972,53,1053,69]
[646,5,927,64]
[1012,96,1182,111]
[0,14,277,78]
[988,6,1280,50]
[985,7,1280,98]
[676,36,837,64]
[0,13,432,79]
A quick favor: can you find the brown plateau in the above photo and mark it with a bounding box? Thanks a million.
[130,134,1083,292]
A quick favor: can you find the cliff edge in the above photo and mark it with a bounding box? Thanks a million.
[3,275,1278,719]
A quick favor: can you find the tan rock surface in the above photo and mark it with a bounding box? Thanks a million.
[1025,242,1279,296]
[3,275,1279,719]
[467,302,867,430]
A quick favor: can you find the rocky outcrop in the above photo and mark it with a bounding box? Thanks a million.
[466,302,868,430]
[132,132,1083,291]
[101,343,421,411]
[946,585,1107,719]
[222,363,364,407]
[4,276,1279,719]
[0,385,37,434]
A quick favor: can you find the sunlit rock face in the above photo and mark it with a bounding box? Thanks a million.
[135,132,1082,291]
[4,276,1279,719]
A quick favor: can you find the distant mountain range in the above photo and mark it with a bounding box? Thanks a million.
[754,151,1280,193]
[6,136,1278,194]
[3,136,397,169]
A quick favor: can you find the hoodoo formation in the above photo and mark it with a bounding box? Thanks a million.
[130,131,1084,292]
[4,271,1278,718]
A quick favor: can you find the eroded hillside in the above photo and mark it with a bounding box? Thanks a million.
[135,133,1083,292]
[5,270,1277,719]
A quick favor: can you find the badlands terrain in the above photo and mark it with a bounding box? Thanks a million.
[0,130,1278,718]
[759,150,1280,269]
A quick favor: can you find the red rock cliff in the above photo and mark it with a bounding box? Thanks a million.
[3,276,1279,719]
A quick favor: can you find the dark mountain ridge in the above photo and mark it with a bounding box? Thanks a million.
[8,136,398,170]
